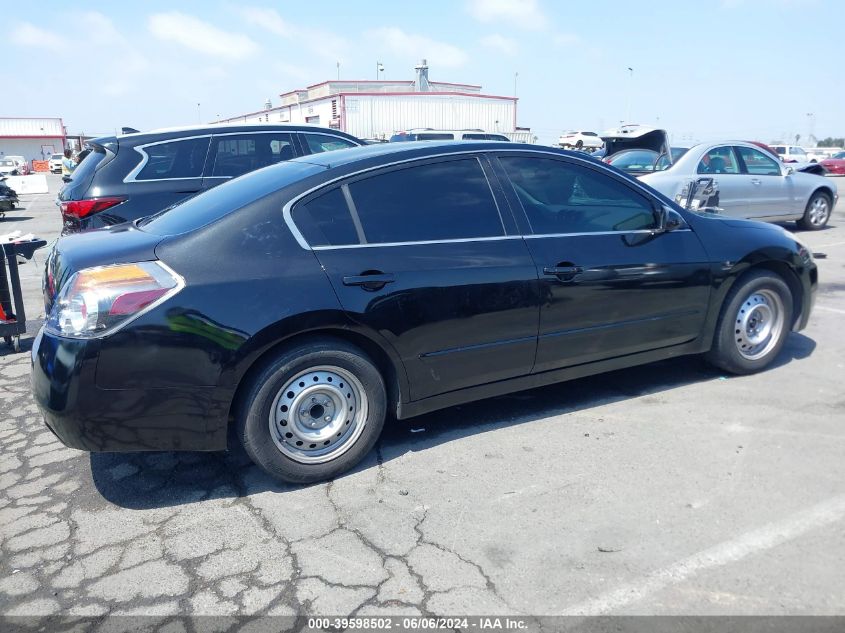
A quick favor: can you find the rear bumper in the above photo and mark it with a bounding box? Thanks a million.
[30,328,228,452]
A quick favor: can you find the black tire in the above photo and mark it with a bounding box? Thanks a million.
[797,190,832,231]
[575,140,584,149]
[236,338,386,484]
[705,270,793,375]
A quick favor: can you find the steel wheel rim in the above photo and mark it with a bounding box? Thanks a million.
[808,196,829,226]
[733,289,785,361]
[269,365,368,464]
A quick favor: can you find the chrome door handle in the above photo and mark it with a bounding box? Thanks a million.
[750,178,762,185]
[543,265,584,280]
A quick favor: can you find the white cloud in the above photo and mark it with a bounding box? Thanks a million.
[480,34,517,55]
[11,23,67,51]
[466,0,548,30]
[369,27,468,68]
[239,6,292,36]
[274,62,310,82]
[149,12,258,60]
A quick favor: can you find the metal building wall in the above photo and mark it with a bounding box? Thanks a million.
[343,95,516,139]
[0,118,64,137]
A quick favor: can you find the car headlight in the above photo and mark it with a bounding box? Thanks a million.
[45,261,183,338]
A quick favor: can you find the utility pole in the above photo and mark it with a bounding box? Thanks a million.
[337,61,340,80]
[376,62,384,80]
[806,112,815,144]
[626,67,633,124]
[514,71,519,97]
[197,103,201,123]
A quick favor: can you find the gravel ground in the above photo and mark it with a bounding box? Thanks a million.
[1,174,844,624]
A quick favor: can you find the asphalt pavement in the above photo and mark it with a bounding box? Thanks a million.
[1,174,844,622]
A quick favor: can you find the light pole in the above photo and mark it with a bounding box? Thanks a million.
[376,62,384,80]
[197,103,201,123]
[514,71,518,97]
[806,112,815,144]
[626,67,633,124]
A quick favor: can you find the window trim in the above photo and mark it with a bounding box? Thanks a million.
[124,130,305,183]
[282,148,675,250]
[291,154,508,249]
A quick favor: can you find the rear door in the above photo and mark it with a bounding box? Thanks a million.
[494,153,711,373]
[694,145,751,217]
[291,155,540,401]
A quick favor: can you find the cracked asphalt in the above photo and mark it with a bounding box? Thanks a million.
[1,174,844,623]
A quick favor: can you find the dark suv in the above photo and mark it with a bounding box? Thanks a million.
[58,124,362,233]
[34,142,816,484]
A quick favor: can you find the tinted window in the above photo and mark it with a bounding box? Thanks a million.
[303,133,358,154]
[834,152,845,159]
[141,160,323,236]
[136,137,210,180]
[774,147,786,154]
[415,133,455,140]
[294,187,359,246]
[501,156,658,234]
[69,147,106,183]
[697,147,739,174]
[347,159,503,244]
[608,150,660,172]
[582,132,598,137]
[736,146,781,176]
[210,133,294,177]
[462,133,488,140]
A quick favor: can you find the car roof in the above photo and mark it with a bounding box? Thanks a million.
[95,123,359,146]
[287,140,564,170]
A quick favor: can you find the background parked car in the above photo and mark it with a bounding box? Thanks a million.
[558,131,603,150]
[0,159,19,176]
[639,141,838,229]
[49,153,64,174]
[606,147,690,175]
[389,129,511,141]
[769,144,809,163]
[5,156,30,175]
[57,123,363,233]
[805,147,840,163]
[821,151,845,176]
[34,141,817,484]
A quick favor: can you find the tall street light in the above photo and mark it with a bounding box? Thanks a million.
[806,112,815,144]
[376,62,384,80]
[514,71,519,97]
[626,67,633,124]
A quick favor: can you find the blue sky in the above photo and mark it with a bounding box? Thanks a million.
[9,0,843,145]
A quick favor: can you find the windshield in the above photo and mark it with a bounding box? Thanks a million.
[51,154,63,160]
[833,152,845,159]
[141,159,323,236]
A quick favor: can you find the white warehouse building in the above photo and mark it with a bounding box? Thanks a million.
[219,61,525,141]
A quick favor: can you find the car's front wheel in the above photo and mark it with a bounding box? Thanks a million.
[797,191,832,230]
[705,270,793,375]
[236,338,387,483]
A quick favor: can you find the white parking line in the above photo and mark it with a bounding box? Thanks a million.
[561,494,845,615]
[815,239,845,249]
[815,305,845,315]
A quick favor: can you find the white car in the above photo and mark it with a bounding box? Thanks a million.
[806,147,842,163]
[0,159,19,176]
[49,153,63,174]
[5,155,28,175]
[558,130,603,150]
[769,145,809,163]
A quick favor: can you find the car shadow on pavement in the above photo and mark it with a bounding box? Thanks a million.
[90,332,816,509]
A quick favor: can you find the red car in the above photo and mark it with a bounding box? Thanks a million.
[821,151,845,176]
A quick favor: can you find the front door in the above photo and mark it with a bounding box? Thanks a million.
[292,155,540,400]
[495,154,712,373]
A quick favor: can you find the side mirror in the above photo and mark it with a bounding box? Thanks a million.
[784,166,794,176]
[655,205,685,233]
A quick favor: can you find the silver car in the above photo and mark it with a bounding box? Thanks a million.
[640,141,838,230]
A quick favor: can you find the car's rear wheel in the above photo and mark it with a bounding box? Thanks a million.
[236,338,386,483]
[797,191,832,230]
[705,270,793,375]
[575,140,584,149]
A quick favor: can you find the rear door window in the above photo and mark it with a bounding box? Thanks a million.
[209,133,295,177]
[294,158,504,247]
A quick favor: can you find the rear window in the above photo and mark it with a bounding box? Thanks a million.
[140,160,322,236]
[67,147,106,183]
[415,133,455,140]
[582,132,598,136]
[135,137,210,181]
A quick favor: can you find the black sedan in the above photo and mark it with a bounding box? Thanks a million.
[32,142,817,483]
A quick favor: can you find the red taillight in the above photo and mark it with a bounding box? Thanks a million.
[60,197,126,219]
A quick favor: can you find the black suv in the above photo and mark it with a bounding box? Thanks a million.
[58,124,362,233]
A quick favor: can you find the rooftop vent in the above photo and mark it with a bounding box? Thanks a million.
[414,59,430,92]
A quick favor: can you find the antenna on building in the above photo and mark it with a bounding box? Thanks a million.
[414,59,430,92]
